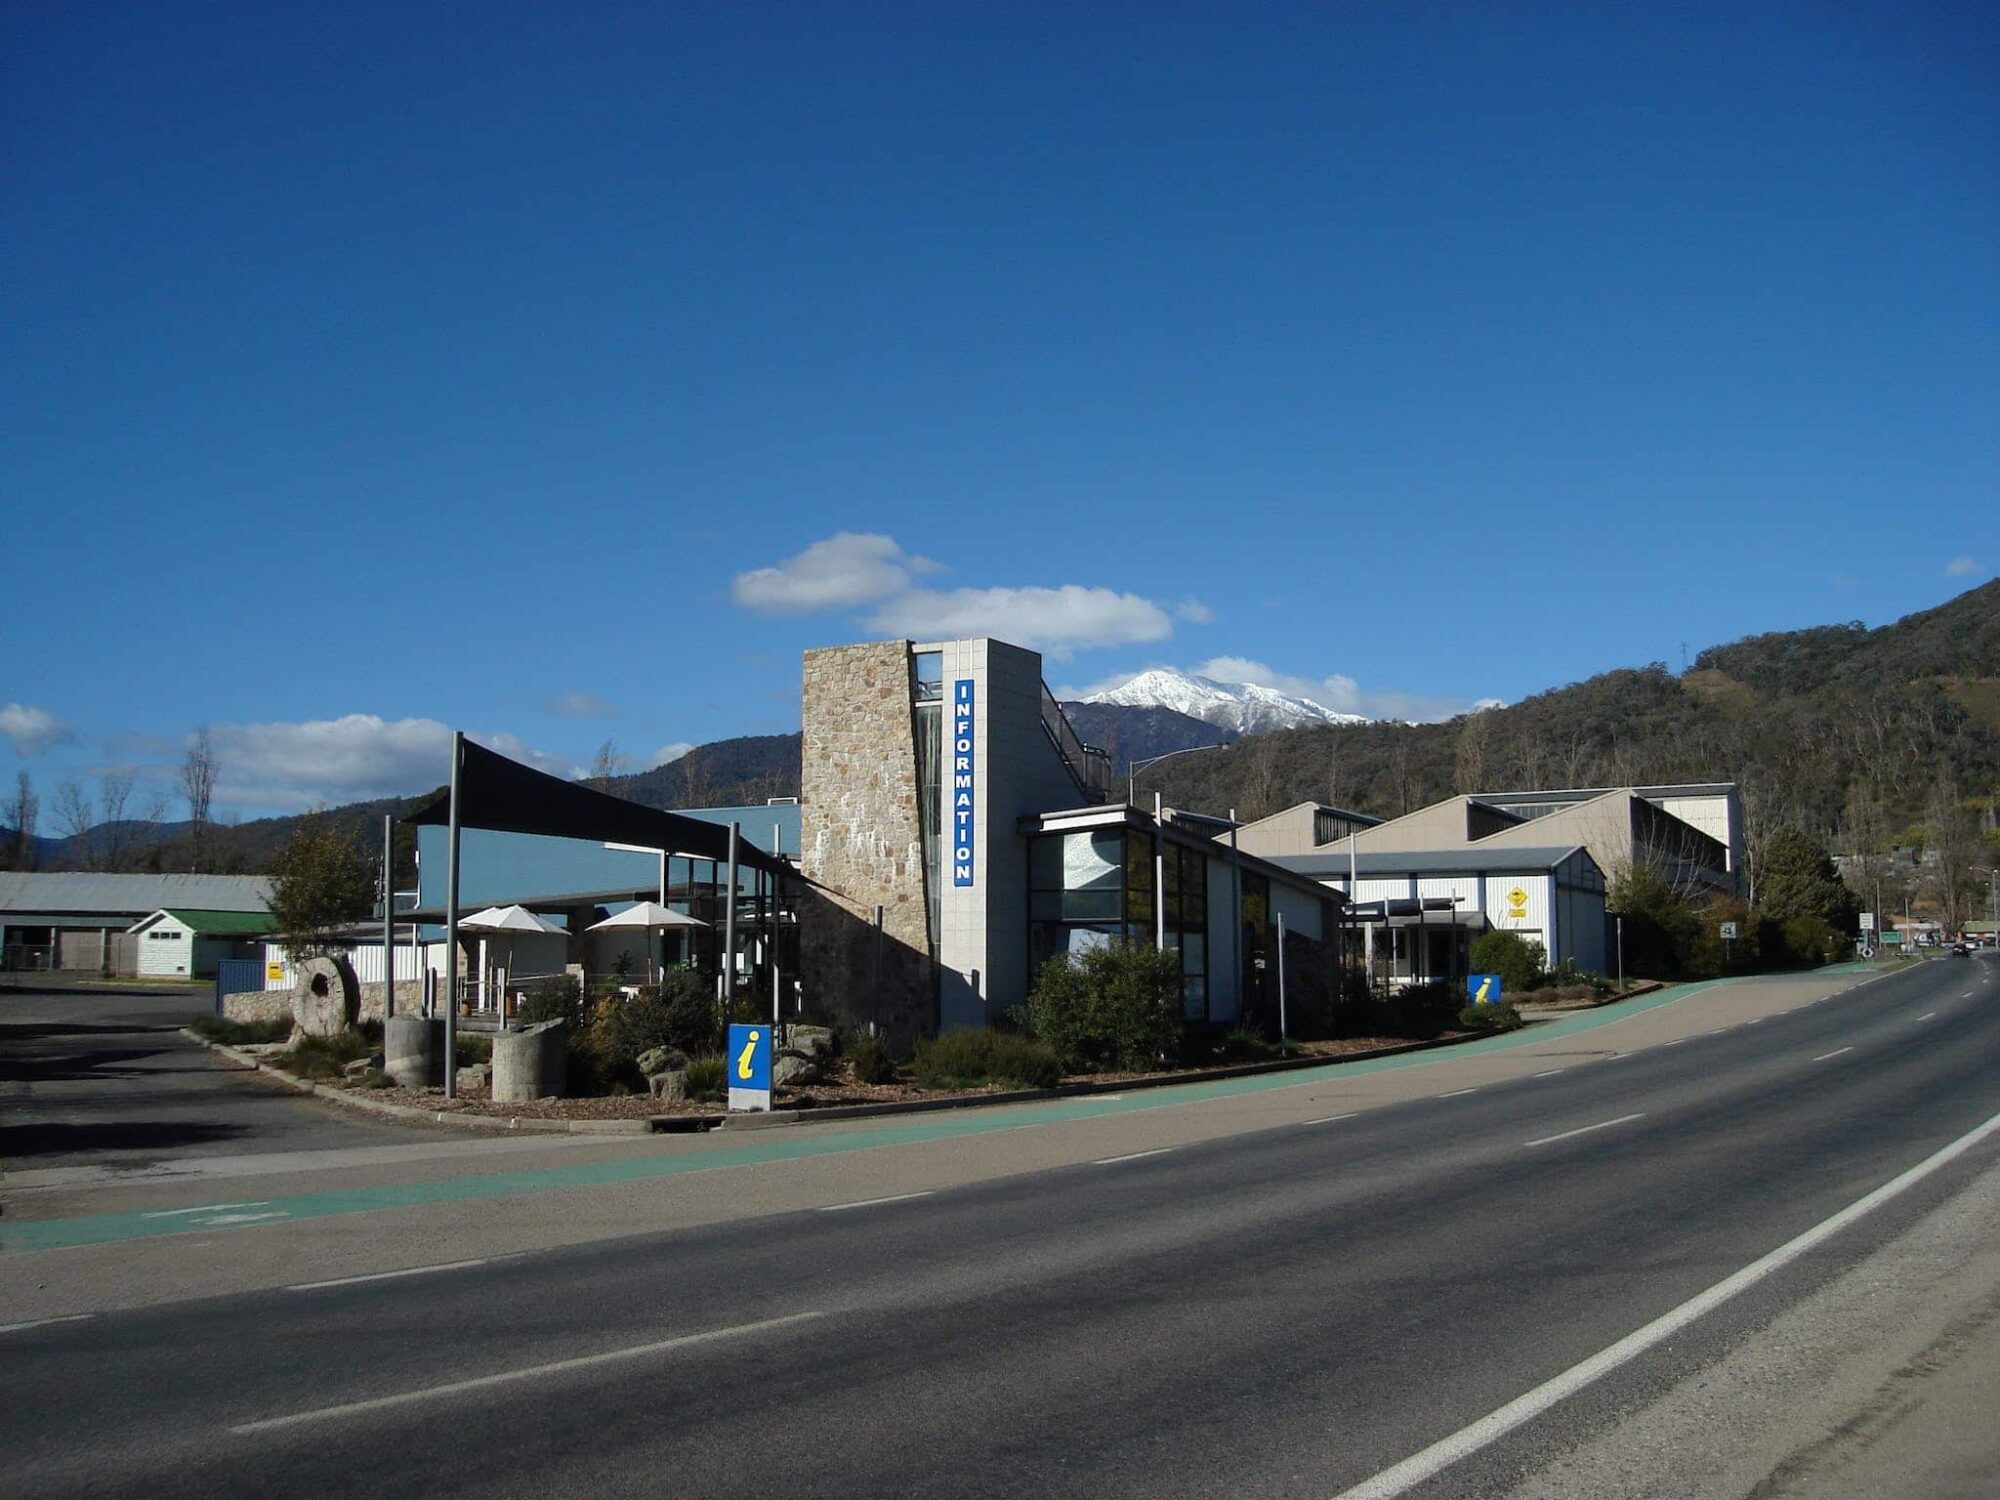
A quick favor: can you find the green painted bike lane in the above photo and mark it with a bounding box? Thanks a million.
[4,967,1876,1254]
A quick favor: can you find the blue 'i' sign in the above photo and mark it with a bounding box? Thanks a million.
[952,679,975,886]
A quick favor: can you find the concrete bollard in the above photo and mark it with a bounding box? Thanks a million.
[491,1019,566,1103]
[383,1013,444,1089]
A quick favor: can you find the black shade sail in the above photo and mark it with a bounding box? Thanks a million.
[402,737,789,878]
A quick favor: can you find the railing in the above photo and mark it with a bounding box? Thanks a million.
[1040,684,1114,801]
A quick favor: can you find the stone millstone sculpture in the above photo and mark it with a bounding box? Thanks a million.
[292,955,360,1037]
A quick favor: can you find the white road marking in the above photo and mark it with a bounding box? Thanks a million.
[1524,1113,1646,1149]
[1663,1038,1688,1047]
[1329,1105,2000,1500]
[1092,1148,1173,1166]
[1531,1069,1565,1079]
[140,1201,270,1218]
[1918,1012,1937,1021]
[287,1259,487,1292]
[1598,1052,1628,1062]
[1813,1047,1854,1062]
[194,1211,289,1227]
[1437,1088,1479,1099]
[0,1314,93,1335]
[817,1191,934,1212]
[1303,1114,1357,1126]
[230,1311,825,1434]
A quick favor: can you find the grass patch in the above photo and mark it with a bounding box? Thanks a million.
[911,1029,1062,1091]
[189,1014,293,1046]
[269,1029,373,1080]
[1456,1003,1525,1033]
[683,1054,726,1103]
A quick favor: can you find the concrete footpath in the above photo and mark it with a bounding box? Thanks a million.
[0,961,1911,1325]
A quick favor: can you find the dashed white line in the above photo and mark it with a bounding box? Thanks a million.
[1918,1011,1937,1021]
[287,1259,487,1292]
[1531,1069,1565,1079]
[1813,1047,1854,1062]
[1437,1088,1479,1099]
[817,1191,934,1212]
[1524,1113,1646,1149]
[229,1311,825,1434]
[141,1201,269,1218]
[1662,1038,1688,1047]
[0,1314,93,1336]
[1332,1105,2000,1499]
[1302,1113,1357,1126]
[1092,1148,1173,1166]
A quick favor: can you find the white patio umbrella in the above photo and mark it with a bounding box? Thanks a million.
[588,901,710,984]
[459,906,568,1010]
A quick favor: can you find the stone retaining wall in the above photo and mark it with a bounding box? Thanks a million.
[220,979,424,1026]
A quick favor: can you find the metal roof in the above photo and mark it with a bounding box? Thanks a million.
[0,872,272,916]
[1267,846,1592,879]
[153,909,283,935]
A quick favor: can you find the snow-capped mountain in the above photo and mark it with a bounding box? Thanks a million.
[1080,669,1369,736]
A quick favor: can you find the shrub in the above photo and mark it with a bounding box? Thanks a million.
[1025,942,1182,1073]
[1469,930,1547,995]
[847,1031,898,1085]
[190,1014,292,1046]
[912,1029,1062,1091]
[516,975,587,1029]
[683,1054,726,1103]
[592,972,721,1070]
[454,1034,492,1067]
[1214,1026,1283,1061]
[1457,1003,1524,1032]
[1383,981,1461,1038]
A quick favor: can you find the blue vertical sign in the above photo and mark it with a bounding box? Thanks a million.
[952,678,975,887]
[727,1023,772,1111]
[1466,973,1503,1005]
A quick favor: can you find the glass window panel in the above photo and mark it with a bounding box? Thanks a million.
[1030,837,1062,892]
[1063,832,1123,892]
[1181,934,1205,975]
[1062,889,1121,922]
[1030,890,1061,921]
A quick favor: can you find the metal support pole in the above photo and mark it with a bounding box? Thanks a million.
[1229,809,1242,1023]
[443,731,462,1100]
[720,822,740,1012]
[1154,792,1166,951]
[1616,915,1625,992]
[1275,911,1288,1054]
[381,813,395,1021]
[871,904,884,1037]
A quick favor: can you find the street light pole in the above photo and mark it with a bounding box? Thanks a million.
[1127,742,1228,805]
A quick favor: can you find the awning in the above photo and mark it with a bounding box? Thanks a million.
[402,737,789,879]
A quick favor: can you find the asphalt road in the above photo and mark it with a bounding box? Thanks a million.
[5,955,1998,1498]
[0,980,425,1175]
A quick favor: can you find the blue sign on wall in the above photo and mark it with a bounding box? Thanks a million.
[1466,973,1503,1005]
[952,678,975,887]
[727,1022,772,1111]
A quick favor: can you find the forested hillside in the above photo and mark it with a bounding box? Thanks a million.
[1145,581,2000,860]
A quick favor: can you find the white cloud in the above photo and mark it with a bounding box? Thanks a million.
[867,586,1174,659]
[650,742,694,768]
[0,703,72,755]
[732,532,941,613]
[1191,657,1364,714]
[1944,556,1981,578]
[548,692,618,718]
[201,716,578,809]
[1173,598,1216,625]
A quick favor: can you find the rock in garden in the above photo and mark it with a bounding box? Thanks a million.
[648,1069,688,1102]
[636,1046,690,1078]
[342,1057,373,1080]
[773,1052,821,1088]
[786,1025,836,1058]
[457,1063,489,1090]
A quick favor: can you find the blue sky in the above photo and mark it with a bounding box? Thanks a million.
[3,2,1995,820]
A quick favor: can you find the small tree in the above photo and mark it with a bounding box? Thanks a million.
[267,813,377,958]
[181,727,218,872]
[1026,942,1183,1072]
[1754,826,1860,935]
[1468,929,1547,995]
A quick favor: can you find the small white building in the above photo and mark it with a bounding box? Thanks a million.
[126,908,280,978]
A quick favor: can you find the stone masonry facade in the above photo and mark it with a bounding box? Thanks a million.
[798,641,936,1036]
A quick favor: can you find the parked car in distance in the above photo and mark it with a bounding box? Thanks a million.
[1950,941,1969,956]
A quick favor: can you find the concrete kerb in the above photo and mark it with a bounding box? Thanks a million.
[180,1030,648,1137]
[176,966,1876,1141]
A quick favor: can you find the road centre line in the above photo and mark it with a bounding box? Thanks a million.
[817,1191,933,1212]
[0,1314,93,1335]
[1303,1114,1357,1126]
[1531,1069,1565,1079]
[230,1311,825,1435]
[287,1259,487,1292]
[1093,1148,1174,1166]
[1813,1047,1854,1062]
[1523,1113,1646,1149]
[1330,1105,2000,1500]
[1918,1012,1937,1021]
[1437,1088,1479,1099]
